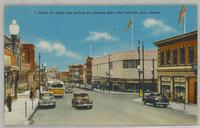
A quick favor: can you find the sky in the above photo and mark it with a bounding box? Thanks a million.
[4,5,197,71]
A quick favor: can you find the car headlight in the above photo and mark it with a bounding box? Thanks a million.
[155,97,159,101]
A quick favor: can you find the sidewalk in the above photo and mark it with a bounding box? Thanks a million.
[133,97,198,116]
[93,88,139,95]
[4,91,38,125]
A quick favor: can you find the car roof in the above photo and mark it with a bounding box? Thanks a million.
[74,92,88,95]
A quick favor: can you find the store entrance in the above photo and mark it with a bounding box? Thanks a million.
[174,86,185,103]
[161,85,170,99]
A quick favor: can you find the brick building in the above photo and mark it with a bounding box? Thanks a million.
[83,56,93,85]
[154,31,197,104]
[59,71,72,83]
[69,64,83,84]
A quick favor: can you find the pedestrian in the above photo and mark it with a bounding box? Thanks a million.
[30,87,33,99]
[6,93,12,112]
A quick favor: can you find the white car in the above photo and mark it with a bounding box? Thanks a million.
[38,91,56,108]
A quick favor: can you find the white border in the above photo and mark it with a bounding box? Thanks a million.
[0,0,200,128]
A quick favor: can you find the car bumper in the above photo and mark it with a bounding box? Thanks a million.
[155,102,169,105]
[39,102,55,107]
[76,103,93,107]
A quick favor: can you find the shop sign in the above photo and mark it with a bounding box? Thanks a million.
[174,77,185,82]
[4,55,11,65]
[162,81,170,86]
[161,77,171,81]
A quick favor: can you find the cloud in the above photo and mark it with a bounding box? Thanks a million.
[143,18,176,35]
[36,40,82,60]
[86,32,118,42]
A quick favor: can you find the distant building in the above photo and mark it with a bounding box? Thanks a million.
[69,64,83,83]
[83,56,93,85]
[154,31,197,104]
[92,50,157,92]
[59,71,72,83]
[47,67,59,80]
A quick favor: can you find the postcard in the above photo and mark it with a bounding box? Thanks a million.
[3,4,198,127]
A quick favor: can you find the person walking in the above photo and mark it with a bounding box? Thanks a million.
[29,87,33,99]
[6,93,12,112]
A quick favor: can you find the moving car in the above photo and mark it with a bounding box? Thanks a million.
[38,91,56,108]
[71,92,93,109]
[65,85,73,93]
[143,92,169,107]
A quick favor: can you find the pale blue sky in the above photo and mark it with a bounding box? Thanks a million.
[4,5,197,71]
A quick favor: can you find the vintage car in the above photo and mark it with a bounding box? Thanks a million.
[65,86,73,93]
[143,92,169,107]
[71,92,93,109]
[38,91,56,108]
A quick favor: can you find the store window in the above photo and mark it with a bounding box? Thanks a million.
[173,49,177,64]
[166,50,171,65]
[160,51,164,65]
[188,46,194,64]
[180,47,185,64]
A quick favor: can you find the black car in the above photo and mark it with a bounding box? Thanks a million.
[143,92,169,107]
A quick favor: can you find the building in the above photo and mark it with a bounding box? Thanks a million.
[47,67,59,80]
[83,56,93,85]
[59,71,72,83]
[92,50,157,92]
[154,31,197,104]
[4,35,20,100]
[69,64,84,84]
[19,44,37,89]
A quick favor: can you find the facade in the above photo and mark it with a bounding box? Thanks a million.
[92,50,157,92]
[19,44,37,89]
[47,67,59,80]
[59,71,72,83]
[154,31,197,104]
[69,64,83,83]
[4,35,20,100]
[83,56,93,85]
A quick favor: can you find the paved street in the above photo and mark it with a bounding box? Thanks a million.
[29,88,197,126]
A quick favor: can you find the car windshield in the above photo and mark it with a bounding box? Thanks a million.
[41,93,53,98]
[51,84,63,88]
[150,93,160,96]
[75,93,89,98]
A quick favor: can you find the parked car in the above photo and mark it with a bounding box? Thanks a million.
[143,92,169,107]
[71,92,93,109]
[38,91,56,108]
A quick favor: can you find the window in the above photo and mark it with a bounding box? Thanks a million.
[166,50,171,65]
[180,47,185,64]
[188,46,194,64]
[109,62,113,69]
[173,49,177,64]
[160,51,164,65]
[123,60,139,68]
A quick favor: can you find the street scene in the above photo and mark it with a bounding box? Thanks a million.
[4,5,198,126]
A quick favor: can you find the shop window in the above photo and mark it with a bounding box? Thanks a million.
[166,50,171,65]
[173,49,177,64]
[188,46,194,64]
[160,51,164,65]
[180,47,185,64]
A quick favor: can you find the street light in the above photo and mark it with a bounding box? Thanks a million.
[137,65,143,97]
[151,58,155,92]
[9,19,20,55]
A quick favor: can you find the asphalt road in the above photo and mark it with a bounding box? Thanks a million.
[29,88,197,126]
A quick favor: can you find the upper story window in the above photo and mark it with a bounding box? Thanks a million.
[123,59,139,68]
[188,46,194,64]
[166,50,171,65]
[180,47,185,64]
[173,49,177,64]
[160,51,164,65]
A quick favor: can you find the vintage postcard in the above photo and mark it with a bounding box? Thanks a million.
[3,4,198,127]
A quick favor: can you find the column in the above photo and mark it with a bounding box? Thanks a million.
[185,77,189,104]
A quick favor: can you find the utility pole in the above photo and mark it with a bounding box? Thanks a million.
[38,53,41,94]
[108,54,111,93]
[152,58,155,91]
[142,42,145,100]
[137,40,141,96]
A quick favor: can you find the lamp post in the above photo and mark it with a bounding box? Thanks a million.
[38,53,41,93]
[43,63,47,89]
[9,19,20,99]
[142,42,145,100]
[137,40,141,96]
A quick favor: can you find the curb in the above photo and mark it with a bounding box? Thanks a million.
[22,102,38,125]
[93,89,139,95]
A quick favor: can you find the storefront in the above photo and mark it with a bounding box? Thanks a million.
[173,77,186,103]
[160,76,171,99]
